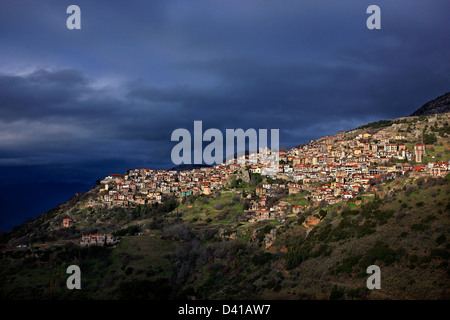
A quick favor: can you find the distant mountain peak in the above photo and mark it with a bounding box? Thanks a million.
[410,91,450,116]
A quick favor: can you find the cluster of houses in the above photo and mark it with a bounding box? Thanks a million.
[90,163,238,208]
[75,123,448,224]
[239,126,448,221]
[80,234,119,247]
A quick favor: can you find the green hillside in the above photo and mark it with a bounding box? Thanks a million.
[1,113,449,300]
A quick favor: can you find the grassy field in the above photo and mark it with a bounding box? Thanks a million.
[283,192,309,206]
[177,191,245,225]
[423,144,450,162]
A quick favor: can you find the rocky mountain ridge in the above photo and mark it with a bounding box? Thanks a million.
[410,92,450,116]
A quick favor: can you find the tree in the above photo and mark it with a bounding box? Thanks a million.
[230,178,242,188]
[249,172,263,186]
[423,133,437,144]
[319,209,327,220]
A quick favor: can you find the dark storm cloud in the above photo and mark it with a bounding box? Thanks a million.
[0,0,449,181]
[0,70,90,121]
[1,0,449,230]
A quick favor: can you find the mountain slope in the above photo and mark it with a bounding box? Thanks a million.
[1,111,449,300]
[410,92,450,116]
[0,174,448,300]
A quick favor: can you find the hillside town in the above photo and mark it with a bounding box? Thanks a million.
[74,114,449,231]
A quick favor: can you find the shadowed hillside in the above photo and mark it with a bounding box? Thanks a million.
[411,92,450,116]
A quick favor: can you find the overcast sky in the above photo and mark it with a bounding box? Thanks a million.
[0,0,449,187]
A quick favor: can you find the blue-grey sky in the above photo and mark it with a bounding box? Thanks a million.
[0,0,449,229]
